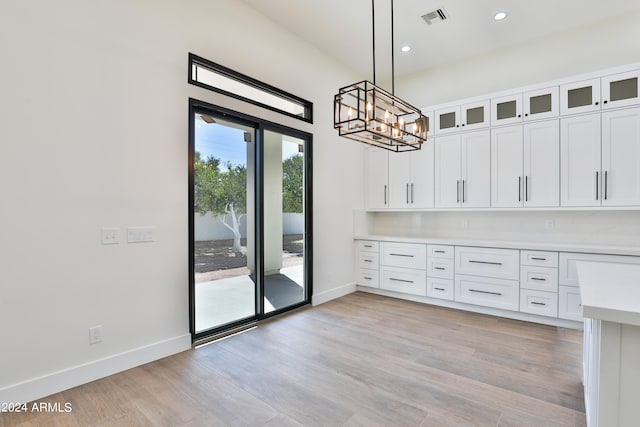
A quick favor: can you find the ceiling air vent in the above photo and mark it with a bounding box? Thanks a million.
[421,8,449,25]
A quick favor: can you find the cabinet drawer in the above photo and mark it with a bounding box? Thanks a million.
[358,268,379,288]
[427,258,454,279]
[520,289,558,317]
[558,285,582,321]
[454,274,519,311]
[358,251,379,269]
[559,252,640,287]
[455,247,519,280]
[380,266,427,296]
[380,242,427,270]
[427,278,454,301]
[358,240,379,253]
[520,265,558,292]
[427,244,454,259]
[520,250,558,268]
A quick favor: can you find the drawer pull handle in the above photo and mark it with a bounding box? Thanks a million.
[468,260,503,266]
[434,250,446,253]
[364,245,373,248]
[363,277,373,280]
[530,277,546,281]
[390,253,415,258]
[390,278,414,284]
[469,289,502,296]
[364,259,373,263]
[530,257,547,261]
[434,267,446,270]
[434,287,446,291]
[531,302,547,306]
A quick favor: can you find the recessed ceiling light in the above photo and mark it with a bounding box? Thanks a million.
[401,45,412,53]
[494,11,507,21]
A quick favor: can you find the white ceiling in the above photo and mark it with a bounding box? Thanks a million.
[240,0,640,81]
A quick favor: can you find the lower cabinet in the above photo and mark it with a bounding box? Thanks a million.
[520,289,559,317]
[380,266,427,296]
[427,277,454,300]
[558,286,583,321]
[455,274,519,311]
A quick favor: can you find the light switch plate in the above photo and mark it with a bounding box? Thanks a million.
[127,226,154,243]
[101,227,120,245]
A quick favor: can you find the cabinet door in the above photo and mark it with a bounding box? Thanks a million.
[435,106,460,135]
[461,100,490,131]
[434,135,461,208]
[491,125,524,207]
[601,107,640,206]
[460,130,490,207]
[388,151,412,208]
[365,148,389,209]
[601,70,640,110]
[558,285,582,321]
[560,78,601,116]
[560,114,601,207]
[491,93,522,126]
[523,86,559,121]
[523,120,560,207]
[410,140,435,208]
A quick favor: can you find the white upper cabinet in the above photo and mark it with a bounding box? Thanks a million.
[523,87,559,121]
[388,142,435,209]
[601,107,640,206]
[560,114,602,207]
[491,93,523,126]
[365,148,389,209]
[435,101,489,135]
[436,131,490,208]
[523,120,560,207]
[601,70,640,110]
[491,125,524,207]
[560,78,601,116]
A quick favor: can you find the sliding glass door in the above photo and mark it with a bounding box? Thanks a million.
[189,101,311,340]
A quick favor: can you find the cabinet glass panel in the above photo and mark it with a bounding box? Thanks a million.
[439,112,456,130]
[466,106,484,125]
[568,86,592,109]
[530,94,552,115]
[497,100,517,120]
[610,77,638,102]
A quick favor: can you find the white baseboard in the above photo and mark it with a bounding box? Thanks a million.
[0,334,191,404]
[312,282,356,306]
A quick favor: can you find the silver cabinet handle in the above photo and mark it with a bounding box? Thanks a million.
[518,176,522,202]
[384,185,387,205]
[462,179,466,203]
[363,259,373,263]
[434,287,446,291]
[406,183,409,204]
[531,301,547,306]
[434,250,446,253]
[411,183,414,204]
[525,176,528,202]
[434,267,446,270]
[456,180,460,203]
[469,289,502,296]
[596,171,599,201]
[604,170,608,200]
[530,277,546,281]
[530,257,546,261]
[390,253,414,257]
[363,276,373,280]
[364,244,373,248]
[469,260,502,266]
[390,278,414,283]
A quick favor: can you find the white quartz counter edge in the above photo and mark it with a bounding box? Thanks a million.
[354,234,640,257]
[577,262,640,327]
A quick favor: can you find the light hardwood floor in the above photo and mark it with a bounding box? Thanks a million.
[0,292,586,426]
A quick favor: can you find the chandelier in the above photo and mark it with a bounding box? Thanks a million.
[333,0,428,152]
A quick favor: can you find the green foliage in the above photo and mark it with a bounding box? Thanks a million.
[194,153,246,217]
[282,154,303,213]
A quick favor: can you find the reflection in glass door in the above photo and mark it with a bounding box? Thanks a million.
[192,113,256,333]
[263,131,306,313]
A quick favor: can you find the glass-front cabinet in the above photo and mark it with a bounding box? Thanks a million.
[601,70,640,110]
[523,86,559,121]
[491,93,523,126]
[560,78,601,115]
[435,100,490,134]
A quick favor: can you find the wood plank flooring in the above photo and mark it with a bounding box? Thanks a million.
[0,292,586,426]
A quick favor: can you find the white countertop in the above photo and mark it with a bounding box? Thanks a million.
[354,234,640,257]
[577,262,640,326]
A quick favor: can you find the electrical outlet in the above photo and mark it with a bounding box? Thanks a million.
[89,325,103,345]
[545,219,555,230]
[101,227,120,245]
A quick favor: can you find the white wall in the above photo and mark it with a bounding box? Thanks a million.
[0,0,363,402]
[361,9,640,250]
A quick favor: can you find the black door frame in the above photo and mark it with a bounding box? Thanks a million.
[188,98,313,343]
